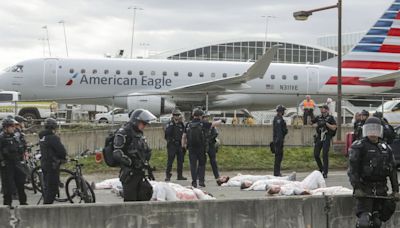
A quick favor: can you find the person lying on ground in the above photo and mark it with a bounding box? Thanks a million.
[216,172,296,187]
[92,178,215,201]
[241,170,326,194]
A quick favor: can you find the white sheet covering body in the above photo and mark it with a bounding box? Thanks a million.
[221,173,295,187]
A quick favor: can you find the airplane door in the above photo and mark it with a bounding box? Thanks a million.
[43,59,58,87]
[306,67,319,94]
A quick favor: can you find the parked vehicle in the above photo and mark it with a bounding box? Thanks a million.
[0,90,56,121]
[95,108,129,123]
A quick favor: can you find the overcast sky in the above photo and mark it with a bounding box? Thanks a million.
[0,0,394,69]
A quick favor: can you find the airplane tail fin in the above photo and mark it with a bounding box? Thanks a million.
[343,0,400,71]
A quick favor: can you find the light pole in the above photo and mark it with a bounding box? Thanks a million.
[128,6,144,59]
[261,15,276,55]
[58,20,69,57]
[42,25,52,56]
[293,0,343,141]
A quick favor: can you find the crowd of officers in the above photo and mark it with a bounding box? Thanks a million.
[0,116,67,208]
[274,95,400,227]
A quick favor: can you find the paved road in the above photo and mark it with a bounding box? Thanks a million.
[14,169,361,206]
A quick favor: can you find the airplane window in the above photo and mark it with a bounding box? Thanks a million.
[271,75,275,79]
[59,65,62,69]
[116,70,121,75]
[93,69,97,74]
[282,75,287,80]
[81,69,86,74]
[151,71,156,76]
[104,69,109,74]
[222,73,227,78]
[199,72,204,77]
[211,73,216,78]
[294,75,298,80]
[163,71,167,76]
[174,72,179,77]
[235,73,240,76]
[188,72,192,77]
[11,65,23,73]
[69,69,74,74]
[128,70,132,75]
[139,71,144,76]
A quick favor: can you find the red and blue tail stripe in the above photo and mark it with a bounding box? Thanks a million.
[343,0,400,71]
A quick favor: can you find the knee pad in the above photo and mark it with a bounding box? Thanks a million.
[357,212,372,228]
[380,200,396,222]
[371,212,382,228]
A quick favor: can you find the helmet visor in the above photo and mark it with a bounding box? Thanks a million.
[137,110,157,124]
[362,123,383,138]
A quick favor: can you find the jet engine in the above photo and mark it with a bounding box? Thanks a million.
[127,94,175,116]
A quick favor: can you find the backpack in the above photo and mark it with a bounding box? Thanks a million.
[102,131,120,167]
[187,122,205,147]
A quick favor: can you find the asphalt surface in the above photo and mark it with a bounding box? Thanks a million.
[8,169,361,206]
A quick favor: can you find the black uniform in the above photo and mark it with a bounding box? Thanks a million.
[353,120,365,142]
[348,138,399,227]
[0,131,27,206]
[312,114,336,177]
[381,119,395,144]
[39,129,67,204]
[272,115,288,176]
[113,122,152,201]
[186,119,211,187]
[164,120,185,179]
[206,127,220,179]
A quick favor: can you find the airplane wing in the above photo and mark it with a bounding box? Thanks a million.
[169,45,279,93]
[361,71,400,83]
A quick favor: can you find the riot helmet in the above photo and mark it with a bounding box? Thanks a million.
[172,109,182,116]
[129,109,157,126]
[2,118,16,128]
[362,117,383,138]
[360,110,369,117]
[192,108,204,117]
[14,115,27,123]
[373,111,383,119]
[276,105,286,113]
[44,118,58,130]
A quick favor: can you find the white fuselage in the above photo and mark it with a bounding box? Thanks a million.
[0,57,395,112]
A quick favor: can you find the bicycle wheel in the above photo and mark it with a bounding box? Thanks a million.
[66,176,96,203]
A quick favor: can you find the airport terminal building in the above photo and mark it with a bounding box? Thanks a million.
[154,39,337,64]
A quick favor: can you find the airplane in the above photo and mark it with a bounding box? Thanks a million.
[1,0,400,116]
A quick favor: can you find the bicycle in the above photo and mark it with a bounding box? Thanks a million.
[65,150,96,203]
[27,144,73,203]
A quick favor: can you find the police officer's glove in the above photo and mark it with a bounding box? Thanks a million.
[0,161,5,167]
[353,188,367,198]
[390,192,400,202]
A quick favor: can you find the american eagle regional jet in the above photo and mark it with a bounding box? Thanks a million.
[1,0,400,115]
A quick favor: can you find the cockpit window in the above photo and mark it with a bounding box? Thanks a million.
[10,65,23,73]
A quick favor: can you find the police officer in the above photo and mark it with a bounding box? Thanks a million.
[113,109,156,201]
[12,116,28,197]
[348,117,400,228]
[202,112,220,180]
[354,110,370,141]
[311,104,337,178]
[39,118,67,204]
[164,109,187,181]
[0,118,27,207]
[373,112,395,144]
[182,108,224,188]
[272,105,288,177]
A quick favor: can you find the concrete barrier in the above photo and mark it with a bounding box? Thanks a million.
[15,196,400,228]
[26,125,354,154]
[0,207,11,228]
